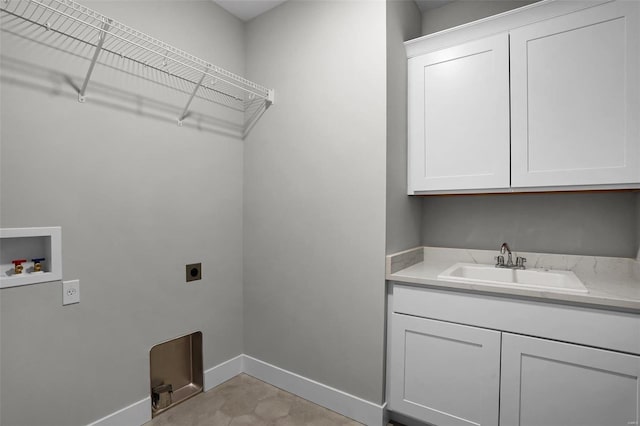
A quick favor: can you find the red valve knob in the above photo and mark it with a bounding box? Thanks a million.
[11,259,26,274]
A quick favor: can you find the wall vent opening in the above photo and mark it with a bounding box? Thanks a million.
[150,331,203,417]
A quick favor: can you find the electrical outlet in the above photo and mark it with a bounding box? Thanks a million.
[186,263,201,282]
[63,279,80,305]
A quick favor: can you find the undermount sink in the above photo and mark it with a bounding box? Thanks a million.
[437,263,588,293]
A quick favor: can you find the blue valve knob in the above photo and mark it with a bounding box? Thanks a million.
[32,257,45,273]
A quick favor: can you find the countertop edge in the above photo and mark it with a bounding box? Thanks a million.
[386,247,640,313]
[387,272,640,312]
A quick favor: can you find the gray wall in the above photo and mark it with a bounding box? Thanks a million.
[421,192,638,258]
[243,0,388,404]
[386,0,423,254]
[637,192,640,258]
[422,0,539,35]
[417,0,639,259]
[0,2,245,425]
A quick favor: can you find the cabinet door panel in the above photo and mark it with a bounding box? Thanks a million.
[408,33,510,193]
[500,333,640,426]
[389,314,500,426]
[510,1,640,187]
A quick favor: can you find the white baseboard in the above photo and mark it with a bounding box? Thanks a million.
[87,354,387,426]
[204,354,244,391]
[243,355,386,426]
[86,397,151,426]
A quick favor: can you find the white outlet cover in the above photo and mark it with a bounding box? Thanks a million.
[63,279,80,305]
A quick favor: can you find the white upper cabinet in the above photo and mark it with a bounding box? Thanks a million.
[510,1,640,188]
[406,0,640,194]
[408,34,510,193]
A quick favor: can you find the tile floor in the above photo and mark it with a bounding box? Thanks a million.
[145,373,399,426]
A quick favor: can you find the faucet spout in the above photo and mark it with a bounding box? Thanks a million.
[500,242,514,267]
[500,242,511,255]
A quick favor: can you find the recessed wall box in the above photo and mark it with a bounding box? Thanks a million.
[0,227,62,288]
[150,331,203,417]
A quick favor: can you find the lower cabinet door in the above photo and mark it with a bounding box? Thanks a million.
[389,314,500,426]
[500,333,640,426]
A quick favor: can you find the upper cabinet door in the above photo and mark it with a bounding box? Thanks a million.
[510,1,640,188]
[408,33,510,194]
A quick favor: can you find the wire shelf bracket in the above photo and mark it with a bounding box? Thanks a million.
[178,67,209,127]
[0,0,275,137]
[79,19,110,103]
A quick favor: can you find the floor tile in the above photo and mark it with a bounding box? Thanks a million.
[145,374,369,426]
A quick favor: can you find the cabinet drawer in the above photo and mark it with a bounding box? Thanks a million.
[393,284,640,355]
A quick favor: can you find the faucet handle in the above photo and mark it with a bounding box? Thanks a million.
[516,256,527,269]
[495,255,505,268]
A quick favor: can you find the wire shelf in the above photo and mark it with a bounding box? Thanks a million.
[0,0,274,136]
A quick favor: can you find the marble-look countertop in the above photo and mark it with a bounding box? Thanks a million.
[386,247,640,312]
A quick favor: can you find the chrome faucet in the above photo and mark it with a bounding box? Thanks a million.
[496,242,526,269]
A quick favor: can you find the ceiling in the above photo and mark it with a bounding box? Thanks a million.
[415,0,454,12]
[213,0,455,22]
[213,0,288,21]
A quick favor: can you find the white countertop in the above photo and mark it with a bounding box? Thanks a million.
[386,247,640,312]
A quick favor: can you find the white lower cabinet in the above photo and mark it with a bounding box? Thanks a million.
[388,286,640,426]
[500,333,640,426]
[389,314,500,426]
